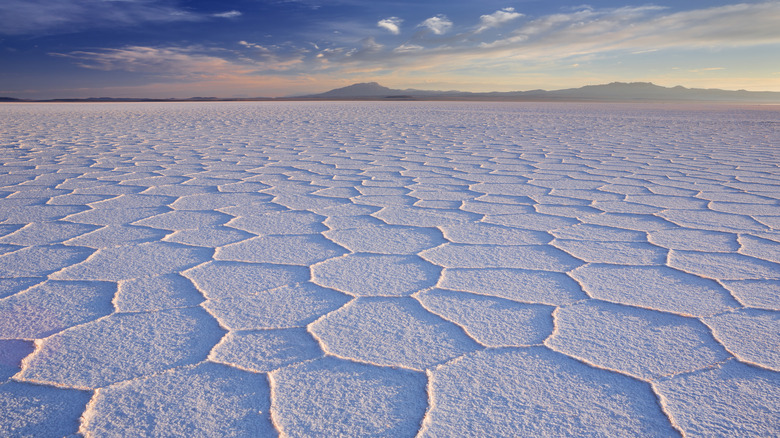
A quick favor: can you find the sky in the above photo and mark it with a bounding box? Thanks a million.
[1,0,779,99]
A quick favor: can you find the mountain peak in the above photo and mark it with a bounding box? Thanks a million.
[314,82,395,98]
[302,81,780,103]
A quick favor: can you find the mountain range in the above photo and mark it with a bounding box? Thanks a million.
[301,82,780,103]
[3,82,779,103]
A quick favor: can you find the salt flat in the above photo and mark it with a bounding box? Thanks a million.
[0,101,778,437]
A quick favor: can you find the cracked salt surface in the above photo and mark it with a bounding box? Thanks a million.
[1,101,779,436]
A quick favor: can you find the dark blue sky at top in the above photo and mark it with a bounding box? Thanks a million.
[1,0,778,98]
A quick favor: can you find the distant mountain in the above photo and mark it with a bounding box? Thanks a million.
[312,82,397,98]
[4,82,778,103]
[302,82,780,103]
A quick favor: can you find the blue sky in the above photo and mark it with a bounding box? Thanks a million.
[1,1,779,98]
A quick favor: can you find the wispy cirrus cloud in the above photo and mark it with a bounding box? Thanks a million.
[0,0,240,35]
[50,46,249,78]
[212,10,242,19]
[48,3,780,94]
[476,3,780,57]
[475,7,523,33]
[377,17,403,35]
[419,15,453,35]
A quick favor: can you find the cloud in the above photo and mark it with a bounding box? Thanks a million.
[51,43,307,80]
[394,43,424,53]
[476,7,523,33]
[689,67,726,72]
[345,37,384,59]
[50,46,242,77]
[45,2,780,93]
[300,2,780,90]
[377,17,402,35]
[0,0,227,35]
[420,15,453,35]
[474,3,780,58]
[212,10,242,19]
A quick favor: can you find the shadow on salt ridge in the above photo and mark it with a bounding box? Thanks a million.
[0,245,93,278]
[63,225,167,248]
[0,381,90,437]
[0,278,41,299]
[0,222,99,246]
[45,193,115,206]
[0,280,115,339]
[0,205,87,223]
[0,340,34,381]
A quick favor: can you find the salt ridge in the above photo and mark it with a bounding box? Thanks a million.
[0,101,778,436]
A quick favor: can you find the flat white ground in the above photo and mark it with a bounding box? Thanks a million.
[0,101,778,437]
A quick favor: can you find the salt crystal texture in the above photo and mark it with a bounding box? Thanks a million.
[1,101,778,436]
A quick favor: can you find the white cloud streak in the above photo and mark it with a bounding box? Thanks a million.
[0,0,238,35]
[477,3,780,56]
[394,43,424,53]
[420,15,453,35]
[476,7,523,33]
[50,46,244,77]
[49,2,780,91]
[50,43,307,80]
[377,17,403,35]
[213,10,242,19]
